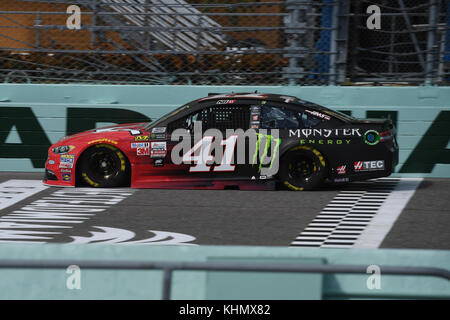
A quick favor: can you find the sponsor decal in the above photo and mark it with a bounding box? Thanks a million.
[379,131,393,142]
[150,133,167,140]
[304,109,331,121]
[337,165,346,174]
[62,173,71,182]
[137,147,150,156]
[280,96,297,103]
[354,160,385,172]
[88,138,118,145]
[151,127,167,134]
[150,141,167,158]
[299,139,351,145]
[363,130,380,146]
[60,168,72,173]
[59,154,75,168]
[48,160,55,165]
[289,128,362,138]
[131,142,149,148]
[252,133,281,174]
[154,159,164,167]
[334,177,349,183]
[216,99,236,104]
[131,142,150,156]
[134,135,149,142]
[250,106,260,128]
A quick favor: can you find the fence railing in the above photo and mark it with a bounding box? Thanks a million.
[0,0,449,85]
[0,259,449,299]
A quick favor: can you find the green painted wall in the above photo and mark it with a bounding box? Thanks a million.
[0,244,448,299]
[0,84,449,177]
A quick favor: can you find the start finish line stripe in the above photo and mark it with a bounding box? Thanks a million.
[0,180,48,211]
[290,178,422,249]
[353,178,423,248]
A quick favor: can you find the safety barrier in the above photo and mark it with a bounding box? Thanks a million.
[1,259,449,300]
[0,244,449,299]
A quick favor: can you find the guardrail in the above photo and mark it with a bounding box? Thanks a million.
[1,259,449,299]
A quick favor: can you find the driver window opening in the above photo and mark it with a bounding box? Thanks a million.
[260,105,323,129]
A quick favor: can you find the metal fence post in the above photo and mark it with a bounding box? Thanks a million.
[162,268,173,300]
[91,0,97,46]
[425,0,439,85]
[35,12,41,48]
[283,0,308,85]
[330,0,350,85]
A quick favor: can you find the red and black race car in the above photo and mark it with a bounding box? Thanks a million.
[43,93,399,190]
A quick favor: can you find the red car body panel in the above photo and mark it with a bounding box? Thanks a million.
[44,122,274,190]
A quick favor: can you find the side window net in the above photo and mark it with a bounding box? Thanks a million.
[207,105,250,131]
[167,105,250,132]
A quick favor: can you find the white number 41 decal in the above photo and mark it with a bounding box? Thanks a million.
[182,135,238,172]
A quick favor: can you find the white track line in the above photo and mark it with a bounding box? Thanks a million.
[290,178,423,248]
[352,178,423,248]
[0,180,48,211]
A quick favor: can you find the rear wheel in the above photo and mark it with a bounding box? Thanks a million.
[78,144,130,187]
[278,146,326,191]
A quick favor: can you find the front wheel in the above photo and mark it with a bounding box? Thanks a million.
[278,146,327,191]
[78,144,130,187]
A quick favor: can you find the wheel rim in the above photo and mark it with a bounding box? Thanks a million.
[87,149,121,182]
[287,157,316,183]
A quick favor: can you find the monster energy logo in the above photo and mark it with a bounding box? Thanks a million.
[253,133,281,173]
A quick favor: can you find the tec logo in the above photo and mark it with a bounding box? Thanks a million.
[354,160,385,172]
[62,173,72,181]
[337,165,346,174]
[363,130,380,146]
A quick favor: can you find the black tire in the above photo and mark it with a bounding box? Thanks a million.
[78,144,130,188]
[278,146,327,191]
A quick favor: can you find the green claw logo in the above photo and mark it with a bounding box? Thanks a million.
[252,133,281,173]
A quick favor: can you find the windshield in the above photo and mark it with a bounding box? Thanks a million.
[145,104,189,130]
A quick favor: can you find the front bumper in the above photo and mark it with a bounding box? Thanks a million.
[43,152,76,187]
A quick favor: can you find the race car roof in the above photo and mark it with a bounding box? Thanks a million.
[198,92,301,104]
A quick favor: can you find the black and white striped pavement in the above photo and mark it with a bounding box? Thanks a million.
[291,178,404,248]
[0,173,436,248]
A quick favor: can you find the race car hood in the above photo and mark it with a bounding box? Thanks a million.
[57,122,149,143]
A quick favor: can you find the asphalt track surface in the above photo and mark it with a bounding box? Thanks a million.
[0,172,449,249]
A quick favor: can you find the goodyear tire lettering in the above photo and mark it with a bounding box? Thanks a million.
[82,172,99,187]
